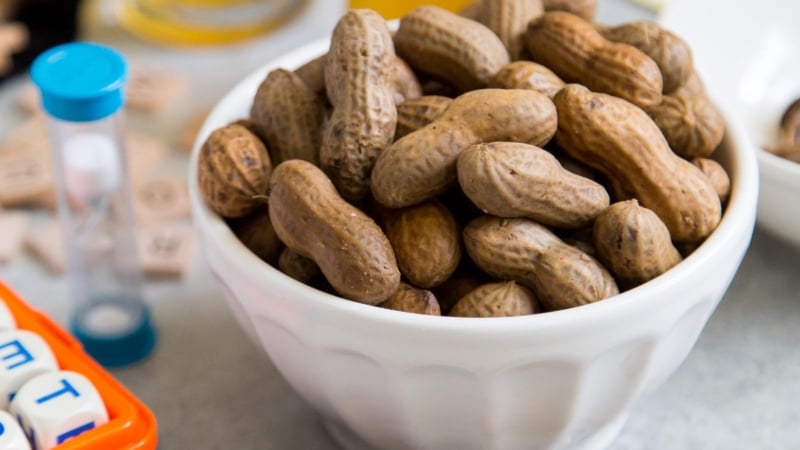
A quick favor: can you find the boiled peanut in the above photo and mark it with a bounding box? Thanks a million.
[321,9,397,202]
[542,0,596,21]
[295,52,422,104]
[268,160,400,304]
[250,68,327,166]
[474,0,544,60]
[380,282,441,316]
[646,71,725,159]
[554,84,721,243]
[227,207,284,265]
[450,281,539,317]
[392,57,423,104]
[459,1,483,20]
[278,248,321,284]
[593,200,682,288]
[599,21,693,94]
[692,157,731,204]
[431,269,489,314]
[394,6,510,92]
[464,216,618,311]
[198,123,271,218]
[526,12,663,108]
[371,88,557,208]
[490,61,565,98]
[457,142,609,228]
[384,200,461,289]
[395,95,453,140]
[294,53,327,95]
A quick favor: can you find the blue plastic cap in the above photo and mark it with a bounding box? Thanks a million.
[70,303,157,368]
[31,42,128,122]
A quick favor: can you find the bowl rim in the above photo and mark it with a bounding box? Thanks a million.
[757,148,800,184]
[187,33,760,334]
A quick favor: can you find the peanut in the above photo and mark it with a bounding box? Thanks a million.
[593,200,682,288]
[384,200,462,289]
[542,0,597,21]
[474,0,544,60]
[250,68,327,166]
[459,1,483,20]
[464,216,618,311]
[599,21,693,94]
[392,57,423,104]
[395,95,452,140]
[525,12,663,108]
[380,282,441,316]
[457,142,609,229]
[489,61,565,98]
[268,160,400,304]
[198,123,271,218]
[450,281,539,317]
[321,9,397,202]
[553,84,721,243]
[371,88,557,208]
[692,157,731,204]
[278,248,321,284]
[431,269,489,314]
[227,208,284,265]
[394,6,510,92]
[646,71,725,159]
[293,53,327,95]
[295,52,422,104]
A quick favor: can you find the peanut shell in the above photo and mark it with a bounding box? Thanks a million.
[457,142,609,229]
[395,6,510,92]
[251,68,326,166]
[450,281,538,317]
[269,160,400,304]
[384,200,462,289]
[198,123,271,218]
[554,84,721,243]
[464,216,618,311]
[593,200,682,288]
[380,282,441,316]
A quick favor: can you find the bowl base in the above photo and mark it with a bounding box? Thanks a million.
[322,413,629,450]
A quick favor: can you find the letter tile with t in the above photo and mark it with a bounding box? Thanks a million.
[0,331,58,409]
[9,371,108,450]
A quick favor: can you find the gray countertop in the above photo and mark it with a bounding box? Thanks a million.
[1,1,799,449]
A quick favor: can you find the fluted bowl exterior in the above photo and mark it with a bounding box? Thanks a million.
[188,33,758,450]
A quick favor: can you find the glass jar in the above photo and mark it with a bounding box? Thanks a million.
[116,0,307,46]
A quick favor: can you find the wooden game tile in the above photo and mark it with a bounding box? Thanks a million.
[178,109,210,153]
[0,148,53,207]
[133,176,190,224]
[126,65,189,113]
[0,211,28,263]
[24,220,65,275]
[137,222,196,278]
[0,115,49,156]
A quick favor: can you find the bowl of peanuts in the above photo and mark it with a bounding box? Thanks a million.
[660,0,800,248]
[188,4,758,449]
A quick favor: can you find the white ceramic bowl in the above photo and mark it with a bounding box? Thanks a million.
[188,36,758,450]
[660,0,800,248]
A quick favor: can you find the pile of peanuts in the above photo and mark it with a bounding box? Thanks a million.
[198,0,731,317]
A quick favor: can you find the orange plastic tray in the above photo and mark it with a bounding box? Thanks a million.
[0,281,158,450]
